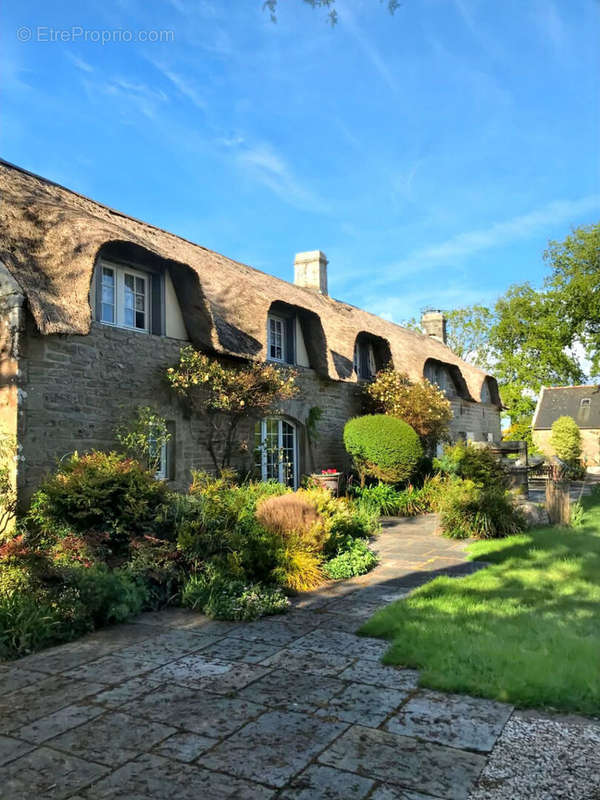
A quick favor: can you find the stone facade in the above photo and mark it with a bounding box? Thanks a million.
[11,313,501,504]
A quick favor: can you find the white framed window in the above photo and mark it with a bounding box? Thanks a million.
[153,441,168,480]
[97,260,149,332]
[267,315,286,362]
[254,418,297,487]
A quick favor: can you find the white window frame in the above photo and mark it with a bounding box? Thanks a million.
[254,417,297,488]
[267,314,286,363]
[97,260,150,333]
[154,441,168,481]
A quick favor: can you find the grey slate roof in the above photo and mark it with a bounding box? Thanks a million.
[533,385,600,430]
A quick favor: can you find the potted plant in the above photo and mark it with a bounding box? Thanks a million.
[310,469,341,495]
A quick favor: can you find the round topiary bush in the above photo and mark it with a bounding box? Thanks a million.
[343,414,423,485]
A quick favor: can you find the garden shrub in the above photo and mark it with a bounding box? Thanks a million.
[343,415,423,485]
[256,494,320,537]
[181,567,288,620]
[434,442,507,488]
[550,416,582,465]
[271,534,324,592]
[323,538,378,579]
[439,479,524,539]
[125,536,186,610]
[68,566,147,627]
[28,452,172,552]
[350,475,448,517]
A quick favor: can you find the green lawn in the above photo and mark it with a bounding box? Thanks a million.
[359,490,600,715]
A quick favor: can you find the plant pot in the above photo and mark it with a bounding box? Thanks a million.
[311,472,341,495]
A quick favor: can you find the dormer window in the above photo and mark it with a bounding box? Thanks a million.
[354,340,376,380]
[95,260,154,333]
[268,314,286,362]
[424,360,459,398]
[267,311,295,365]
[581,398,591,408]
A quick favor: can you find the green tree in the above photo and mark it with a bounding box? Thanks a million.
[550,416,582,464]
[545,222,600,375]
[364,368,452,451]
[166,347,298,473]
[445,305,494,368]
[489,283,585,424]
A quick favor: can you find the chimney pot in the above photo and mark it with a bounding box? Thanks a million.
[294,250,328,295]
[421,310,447,344]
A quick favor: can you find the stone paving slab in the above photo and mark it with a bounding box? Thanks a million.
[0,735,34,768]
[148,652,271,693]
[0,664,48,692]
[238,668,346,714]
[112,628,225,665]
[13,702,104,744]
[120,682,267,736]
[317,681,409,726]
[0,745,110,799]
[260,646,355,676]
[290,628,389,661]
[49,709,177,767]
[85,752,274,799]
[318,725,486,800]
[0,675,106,733]
[338,659,420,691]
[385,690,513,753]
[199,709,349,788]
[152,730,218,762]
[278,764,376,799]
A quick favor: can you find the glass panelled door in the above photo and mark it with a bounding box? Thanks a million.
[254,418,297,487]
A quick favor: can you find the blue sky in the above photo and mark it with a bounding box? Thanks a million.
[2,0,599,322]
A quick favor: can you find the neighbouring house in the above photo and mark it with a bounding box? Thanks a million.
[0,160,502,505]
[532,385,600,466]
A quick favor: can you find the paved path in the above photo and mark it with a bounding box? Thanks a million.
[1,515,598,799]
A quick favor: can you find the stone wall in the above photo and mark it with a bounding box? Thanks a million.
[16,315,502,503]
[533,428,600,466]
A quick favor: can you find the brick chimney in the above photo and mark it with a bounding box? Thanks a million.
[294,251,328,295]
[421,310,447,344]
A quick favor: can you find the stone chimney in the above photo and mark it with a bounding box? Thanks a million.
[294,251,328,295]
[421,310,447,344]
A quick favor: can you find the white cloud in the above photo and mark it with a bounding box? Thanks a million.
[150,62,207,110]
[382,195,600,279]
[337,2,397,93]
[65,52,94,73]
[236,142,330,213]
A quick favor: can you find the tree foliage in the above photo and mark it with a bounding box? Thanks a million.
[166,346,298,472]
[550,416,582,464]
[364,368,452,450]
[115,407,171,474]
[263,0,400,25]
[545,222,600,375]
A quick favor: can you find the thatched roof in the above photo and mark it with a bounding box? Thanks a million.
[0,159,499,403]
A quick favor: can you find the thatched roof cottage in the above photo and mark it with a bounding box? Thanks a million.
[0,159,501,501]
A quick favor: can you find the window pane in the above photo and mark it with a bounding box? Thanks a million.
[124,307,134,327]
[135,311,145,329]
[102,267,115,285]
[135,277,145,294]
[135,295,145,311]
[101,303,114,323]
[124,274,135,290]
